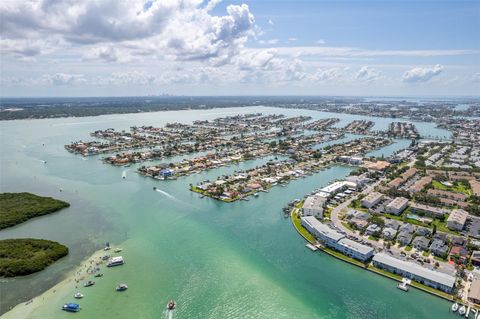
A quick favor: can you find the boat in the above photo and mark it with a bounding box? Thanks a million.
[114,248,123,253]
[94,273,103,278]
[459,305,466,316]
[451,303,459,312]
[84,281,95,287]
[253,193,259,197]
[116,283,128,291]
[396,282,408,292]
[167,300,176,311]
[153,186,157,190]
[62,303,80,312]
[107,256,124,267]
[74,292,84,299]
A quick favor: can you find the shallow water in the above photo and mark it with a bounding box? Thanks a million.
[0,107,453,318]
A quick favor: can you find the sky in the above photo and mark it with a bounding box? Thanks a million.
[0,0,479,97]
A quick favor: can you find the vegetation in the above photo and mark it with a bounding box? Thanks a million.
[291,210,315,243]
[0,193,70,230]
[0,238,68,277]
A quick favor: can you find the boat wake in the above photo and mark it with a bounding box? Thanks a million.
[122,170,128,179]
[155,188,175,200]
[163,310,174,319]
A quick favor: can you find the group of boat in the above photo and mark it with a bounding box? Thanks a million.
[63,299,176,313]
[451,302,478,317]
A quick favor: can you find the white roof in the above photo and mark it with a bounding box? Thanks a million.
[301,216,344,241]
[447,209,468,225]
[337,238,374,255]
[373,253,455,288]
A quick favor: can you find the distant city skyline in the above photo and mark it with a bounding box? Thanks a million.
[1,0,479,97]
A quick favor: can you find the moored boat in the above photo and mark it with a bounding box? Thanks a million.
[107,256,124,267]
[114,248,123,253]
[459,305,466,315]
[84,281,95,287]
[74,292,83,299]
[451,302,458,312]
[94,273,103,278]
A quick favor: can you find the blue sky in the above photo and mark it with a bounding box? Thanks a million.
[0,0,479,97]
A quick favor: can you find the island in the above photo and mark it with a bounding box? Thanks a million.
[0,238,69,277]
[0,192,70,230]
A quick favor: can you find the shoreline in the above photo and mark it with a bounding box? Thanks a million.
[289,209,456,303]
[0,248,106,319]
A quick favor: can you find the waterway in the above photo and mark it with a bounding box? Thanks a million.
[0,106,454,318]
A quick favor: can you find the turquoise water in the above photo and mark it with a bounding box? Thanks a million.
[0,107,453,318]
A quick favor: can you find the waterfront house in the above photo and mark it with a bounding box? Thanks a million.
[372,253,456,293]
[301,216,374,261]
[412,236,430,251]
[302,195,326,218]
[468,280,480,304]
[429,239,449,257]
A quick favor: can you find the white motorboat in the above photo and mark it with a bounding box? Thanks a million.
[459,305,466,316]
[114,248,123,253]
[74,292,84,299]
[116,283,128,291]
[107,256,124,267]
[397,282,409,292]
[451,302,458,312]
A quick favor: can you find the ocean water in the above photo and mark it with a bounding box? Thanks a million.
[0,106,454,318]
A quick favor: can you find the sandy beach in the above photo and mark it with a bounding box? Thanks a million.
[1,249,108,319]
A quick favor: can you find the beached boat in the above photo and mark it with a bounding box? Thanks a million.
[107,256,124,267]
[167,300,176,311]
[116,283,128,291]
[459,305,466,316]
[74,292,84,299]
[451,303,458,312]
[62,303,80,312]
[84,281,95,287]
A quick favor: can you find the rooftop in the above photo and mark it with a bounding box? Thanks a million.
[373,253,456,288]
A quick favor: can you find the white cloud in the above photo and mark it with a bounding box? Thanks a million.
[258,39,280,45]
[402,64,444,83]
[313,67,348,82]
[268,19,274,26]
[315,39,326,45]
[41,73,87,86]
[287,38,297,42]
[356,66,383,82]
[249,46,477,58]
[0,0,255,65]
